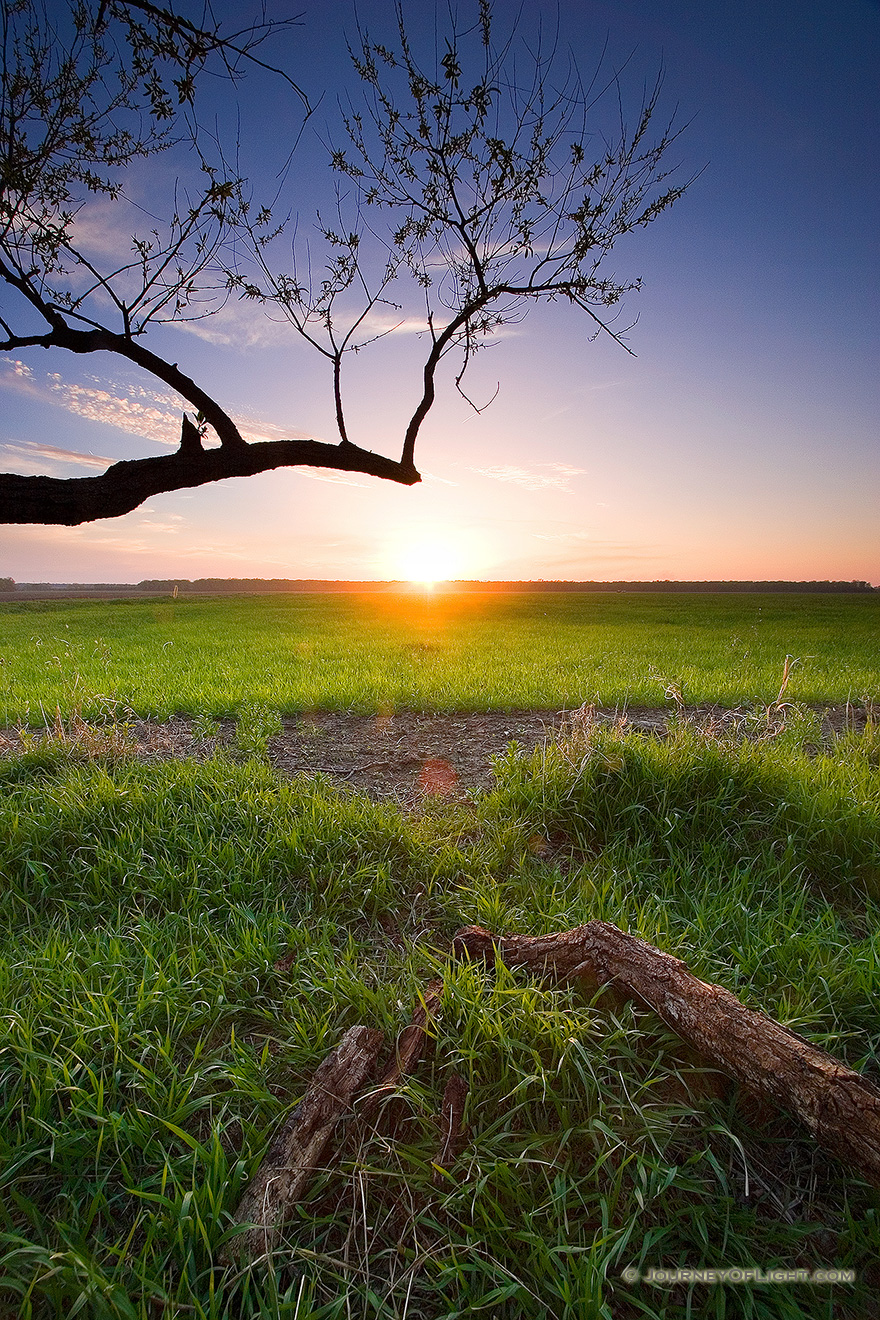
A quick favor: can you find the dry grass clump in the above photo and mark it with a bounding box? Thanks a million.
[0,698,137,761]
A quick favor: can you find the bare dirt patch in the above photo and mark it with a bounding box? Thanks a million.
[269,709,563,802]
[100,708,568,801]
[2,703,868,803]
[130,703,874,802]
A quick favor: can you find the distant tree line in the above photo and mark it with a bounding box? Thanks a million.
[137,579,395,594]
[38,577,880,594]
[453,580,879,594]
[137,578,877,594]
[3,578,876,596]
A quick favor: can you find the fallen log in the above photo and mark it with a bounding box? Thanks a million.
[228,1024,384,1259]
[360,979,443,1123]
[452,922,880,1189]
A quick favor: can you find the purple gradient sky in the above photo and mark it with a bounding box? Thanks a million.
[1,0,877,583]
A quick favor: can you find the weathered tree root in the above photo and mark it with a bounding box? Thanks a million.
[229,985,445,1260]
[360,979,443,1123]
[452,922,880,1189]
[228,1024,384,1260]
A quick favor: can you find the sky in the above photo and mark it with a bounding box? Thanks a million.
[1,0,878,584]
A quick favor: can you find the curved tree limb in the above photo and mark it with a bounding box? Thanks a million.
[0,436,420,525]
[0,269,421,523]
[0,295,423,524]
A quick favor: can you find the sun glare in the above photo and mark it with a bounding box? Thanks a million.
[398,536,461,587]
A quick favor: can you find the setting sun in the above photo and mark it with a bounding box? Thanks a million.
[396,536,462,586]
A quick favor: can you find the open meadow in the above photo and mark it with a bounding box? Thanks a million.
[0,592,878,1319]
[0,591,878,720]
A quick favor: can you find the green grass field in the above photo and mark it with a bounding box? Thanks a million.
[1,593,879,1319]
[1,591,878,721]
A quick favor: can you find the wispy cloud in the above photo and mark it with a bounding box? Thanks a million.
[341,306,522,344]
[346,308,431,339]
[137,520,181,534]
[176,298,436,351]
[0,439,114,475]
[297,466,372,488]
[0,358,323,461]
[530,529,664,567]
[470,461,588,491]
[176,296,522,353]
[1,356,185,447]
[533,529,591,542]
[421,468,458,486]
[55,378,183,445]
[549,548,663,564]
[173,300,301,349]
[547,463,589,478]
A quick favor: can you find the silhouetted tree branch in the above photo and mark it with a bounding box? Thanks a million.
[0,0,687,526]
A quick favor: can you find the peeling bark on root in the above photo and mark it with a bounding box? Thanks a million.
[360,979,443,1123]
[228,1024,384,1260]
[452,922,880,1189]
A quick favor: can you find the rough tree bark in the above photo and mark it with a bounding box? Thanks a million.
[452,922,880,1188]
[360,979,443,1123]
[228,1024,384,1260]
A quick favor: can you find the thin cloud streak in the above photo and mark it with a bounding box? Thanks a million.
[174,297,522,352]
[471,461,588,491]
[173,305,298,349]
[297,467,372,488]
[1,357,184,447]
[0,440,114,473]
[526,527,666,570]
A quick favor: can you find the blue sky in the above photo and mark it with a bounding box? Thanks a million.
[1,0,877,582]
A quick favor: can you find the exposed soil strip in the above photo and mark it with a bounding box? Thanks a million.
[1,703,867,803]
